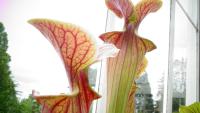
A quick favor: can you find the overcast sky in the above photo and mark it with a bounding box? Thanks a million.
[0,0,170,100]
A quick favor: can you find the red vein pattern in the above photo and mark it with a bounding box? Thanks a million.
[100,31,123,46]
[100,0,162,113]
[134,0,162,27]
[105,0,134,19]
[29,19,100,113]
[33,71,100,113]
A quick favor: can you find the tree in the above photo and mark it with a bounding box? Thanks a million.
[0,22,21,113]
[19,95,40,113]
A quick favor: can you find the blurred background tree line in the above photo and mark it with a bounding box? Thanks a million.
[0,22,40,113]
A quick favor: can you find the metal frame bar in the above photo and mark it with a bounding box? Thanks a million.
[176,0,199,32]
[164,0,176,113]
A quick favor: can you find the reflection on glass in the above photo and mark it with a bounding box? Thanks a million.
[172,58,186,112]
[135,73,164,113]
[172,0,198,112]
[88,67,98,87]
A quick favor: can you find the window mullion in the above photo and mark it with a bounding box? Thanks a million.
[163,0,176,113]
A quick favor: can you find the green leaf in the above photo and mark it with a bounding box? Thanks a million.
[179,102,200,113]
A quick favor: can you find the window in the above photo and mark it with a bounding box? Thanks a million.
[167,0,199,113]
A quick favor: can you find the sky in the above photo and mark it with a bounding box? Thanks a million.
[0,0,170,100]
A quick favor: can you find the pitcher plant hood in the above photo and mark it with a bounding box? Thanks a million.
[29,19,119,113]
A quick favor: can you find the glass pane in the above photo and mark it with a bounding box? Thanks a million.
[178,0,198,26]
[172,1,199,112]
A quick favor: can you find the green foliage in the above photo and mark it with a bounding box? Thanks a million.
[0,22,21,113]
[179,102,200,113]
[19,95,40,113]
[0,22,41,113]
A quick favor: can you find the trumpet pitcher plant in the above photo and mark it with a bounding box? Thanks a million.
[28,0,162,113]
[100,0,162,112]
